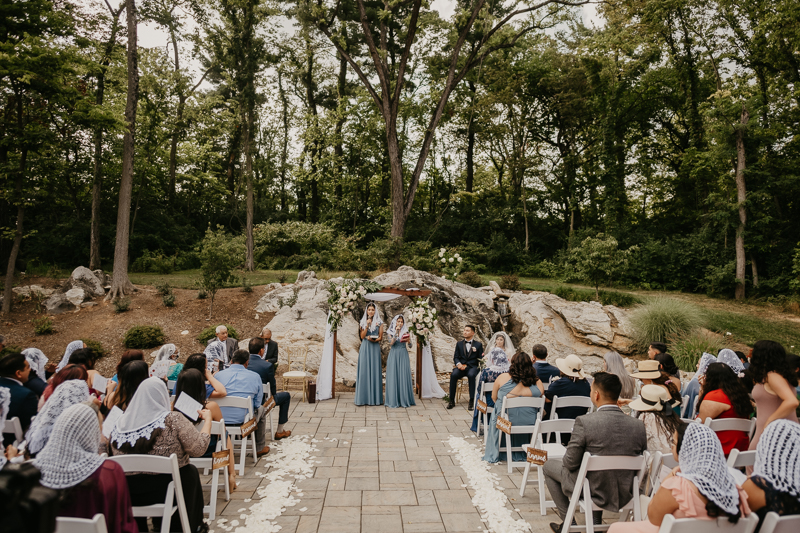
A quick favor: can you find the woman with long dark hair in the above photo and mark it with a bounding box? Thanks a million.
[746,340,799,454]
[40,364,89,407]
[111,350,144,383]
[105,360,148,411]
[696,363,752,455]
[483,352,543,463]
[183,353,227,399]
[654,352,681,380]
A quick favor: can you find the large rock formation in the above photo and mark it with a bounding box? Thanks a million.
[42,267,107,314]
[254,266,639,382]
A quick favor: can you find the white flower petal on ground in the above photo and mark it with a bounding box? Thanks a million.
[447,436,531,533]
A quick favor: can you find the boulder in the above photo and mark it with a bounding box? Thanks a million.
[43,292,77,314]
[93,269,110,287]
[65,288,89,307]
[296,270,317,283]
[68,266,105,296]
[12,285,55,298]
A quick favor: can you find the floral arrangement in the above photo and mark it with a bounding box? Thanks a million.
[325,279,382,332]
[438,247,463,280]
[406,297,438,344]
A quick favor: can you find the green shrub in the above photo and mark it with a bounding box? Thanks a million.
[552,286,641,307]
[669,329,725,372]
[197,324,239,344]
[0,345,21,358]
[500,274,522,291]
[457,271,484,287]
[82,338,108,358]
[113,297,131,313]
[278,271,288,284]
[241,277,253,293]
[123,326,166,349]
[155,281,172,296]
[197,289,207,299]
[630,297,704,351]
[131,249,175,274]
[162,294,175,307]
[32,317,54,335]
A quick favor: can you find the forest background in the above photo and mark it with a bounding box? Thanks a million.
[3,0,800,311]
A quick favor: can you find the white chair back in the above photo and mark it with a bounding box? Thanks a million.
[477,380,495,446]
[55,514,108,533]
[214,395,257,476]
[657,513,758,533]
[549,395,593,420]
[3,416,24,444]
[190,420,230,519]
[680,395,690,417]
[726,449,757,469]
[499,396,546,474]
[758,512,800,533]
[702,417,755,436]
[519,417,575,514]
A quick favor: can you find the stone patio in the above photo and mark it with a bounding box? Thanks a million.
[204,392,611,533]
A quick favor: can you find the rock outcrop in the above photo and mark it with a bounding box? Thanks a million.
[42,267,107,314]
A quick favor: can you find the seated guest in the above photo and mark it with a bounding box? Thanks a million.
[105,360,148,411]
[483,352,543,463]
[544,354,591,420]
[742,419,800,525]
[35,403,138,533]
[737,350,750,370]
[681,352,716,418]
[447,325,483,410]
[609,423,751,532]
[40,364,90,408]
[21,348,48,397]
[152,344,182,381]
[260,327,279,366]
[173,369,237,489]
[532,344,560,384]
[205,325,237,370]
[110,377,210,533]
[470,334,512,434]
[605,351,637,413]
[1,387,12,468]
[629,360,682,415]
[630,385,681,478]
[654,352,681,380]
[68,348,102,388]
[0,353,37,445]
[247,338,277,397]
[111,349,144,383]
[648,342,668,360]
[55,340,86,372]
[696,362,752,455]
[544,372,647,531]
[717,348,746,375]
[27,380,91,456]
[183,353,227,399]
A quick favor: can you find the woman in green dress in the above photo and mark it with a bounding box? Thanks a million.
[355,303,384,406]
[385,314,416,408]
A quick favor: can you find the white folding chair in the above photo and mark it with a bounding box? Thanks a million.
[519,418,575,516]
[561,452,647,533]
[189,420,230,519]
[3,416,24,445]
[107,453,191,533]
[549,395,594,420]
[167,380,176,392]
[55,514,108,533]
[680,395,690,418]
[476,381,494,446]
[692,396,700,417]
[215,395,258,476]
[498,396,546,474]
[726,449,757,469]
[262,383,274,440]
[758,512,800,533]
[657,513,758,533]
[702,417,756,444]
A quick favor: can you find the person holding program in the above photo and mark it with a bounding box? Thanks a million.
[385,314,415,408]
[355,302,384,406]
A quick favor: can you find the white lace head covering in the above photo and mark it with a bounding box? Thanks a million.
[753,419,800,497]
[388,314,409,340]
[677,423,740,515]
[696,352,717,377]
[485,332,514,358]
[56,340,85,372]
[34,403,104,489]
[26,380,90,455]
[152,344,177,363]
[22,348,48,381]
[0,387,10,468]
[717,349,745,376]
[359,302,383,330]
[110,376,170,448]
[485,332,513,373]
[204,340,227,367]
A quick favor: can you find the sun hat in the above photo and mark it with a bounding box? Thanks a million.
[630,359,662,379]
[629,384,672,412]
[555,354,586,379]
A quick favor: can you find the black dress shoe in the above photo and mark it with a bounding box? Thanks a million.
[549,523,562,533]
[446,401,455,409]
[468,400,474,410]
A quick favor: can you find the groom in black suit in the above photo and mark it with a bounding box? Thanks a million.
[447,325,484,410]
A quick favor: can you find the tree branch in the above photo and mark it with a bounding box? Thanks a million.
[390,0,422,116]
[316,24,383,110]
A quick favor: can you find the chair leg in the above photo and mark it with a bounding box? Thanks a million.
[583,480,594,533]
[538,466,547,516]
[250,433,258,464]
[506,435,513,474]
[520,463,530,497]
[238,436,246,477]
[162,483,175,533]
[208,466,218,520]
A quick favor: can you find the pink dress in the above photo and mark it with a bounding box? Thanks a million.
[749,383,798,451]
[607,476,751,533]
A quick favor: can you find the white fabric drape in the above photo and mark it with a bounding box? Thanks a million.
[316,311,335,401]
[421,341,445,398]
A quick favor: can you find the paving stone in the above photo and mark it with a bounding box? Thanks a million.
[362,489,418,506]
[362,513,404,533]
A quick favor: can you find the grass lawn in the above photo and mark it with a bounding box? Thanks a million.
[705,310,800,351]
[127,269,360,289]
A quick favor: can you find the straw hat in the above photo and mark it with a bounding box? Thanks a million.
[630,359,662,380]
[555,354,586,379]
[629,384,672,412]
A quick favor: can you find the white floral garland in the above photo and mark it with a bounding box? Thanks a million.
[325,279,382,332]
[447,435,531,533]
[438,248,463,280]
[406,297,437,344]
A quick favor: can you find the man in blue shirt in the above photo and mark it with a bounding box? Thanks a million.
[532,344,560,384]
[247,339,292,440]
[214,350,276,456]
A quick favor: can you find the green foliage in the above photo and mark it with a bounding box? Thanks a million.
[705,310,800,349]
[500,274,522,292]
[791,244,800,292]
[0,345,21,358]
[278,271,288,284]
[123,326,166,349]
[241,276,253,293]
[630,297,705,351]
[568,234,637,299]
[81,338,107,358]
[113,297,131,313]
[32,317,54,335]
[668,330,726,372]
[198,227,241,317]
[155,281,172,296]
[197,289,207,299]
[457,271,484,287]
[197,324,239,344]
[552,286,642,308]
[162,294,175,307]
[131,250,175,274]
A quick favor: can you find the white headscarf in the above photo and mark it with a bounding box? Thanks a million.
[22,348,48,381]
[677,423,740,515]
[0,387,10,468]
[717,349,745,376]
[359,302,383,330]
[696,352,717,377]
[388,314,409,340]
[56,340,84,372]
[753,419,800,498]
[34,403,104,489]
[484,332,513,373]
[110,377,170,448]
[152,344,177,363]
[204,340,227,369]
[26,380,90,455]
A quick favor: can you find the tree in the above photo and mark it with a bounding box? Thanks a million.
[108,0,139,300]
[569,233,637,300]
[198,227,239,318]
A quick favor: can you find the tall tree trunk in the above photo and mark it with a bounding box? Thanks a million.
[108,0,138,300]
[2,112,27,315]
[465,80,476,193]
[278,71,289,213]
[734,105,750,300]
[334,50,347,203]
[244,105,255,271]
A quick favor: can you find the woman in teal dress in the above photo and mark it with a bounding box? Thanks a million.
[355,303,385,406]
[484,352,544,463]
[385,314,416,408]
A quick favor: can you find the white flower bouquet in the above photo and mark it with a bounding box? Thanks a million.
[325,279,382,332]
[406,297,438,344]
[437,248,463,281]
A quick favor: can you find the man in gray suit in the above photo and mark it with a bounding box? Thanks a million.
[206,325,238,369]
[543,372,647,532]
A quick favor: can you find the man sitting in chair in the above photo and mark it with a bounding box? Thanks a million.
[246,340,291,441]
[543,372,647,532]
[447,325,484,410]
